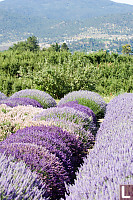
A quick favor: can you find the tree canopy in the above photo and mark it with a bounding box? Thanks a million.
[9,36,40,52]
[61,43,69,51]
[46,43,69,52]
[122,44,132,55]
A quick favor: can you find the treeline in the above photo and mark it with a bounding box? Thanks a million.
[69,37,133,53]
[0,38,132,98]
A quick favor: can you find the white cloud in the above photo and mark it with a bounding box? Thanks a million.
[111,0,133,5]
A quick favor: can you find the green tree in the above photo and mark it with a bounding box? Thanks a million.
[48,43,60,52]
[9,41,27,51]
[61,43,69,51]
[27,36,40,51]
[122,44,132,55]
[9,36,40,52]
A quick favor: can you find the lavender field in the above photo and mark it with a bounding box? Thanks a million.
[0,89,132,200]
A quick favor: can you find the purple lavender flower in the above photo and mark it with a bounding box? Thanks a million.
[0,152,46,200]
[0,125,88,199]
[0,142,68,200]
[0,97,43,108]
[39,118,94,147]
[58,90,107,118]
[2,125,87,183]
[58,100,96,124]
[65,93,133,200]
[10,89,57,108]
[33,106,97,134]
[0,91,7,100]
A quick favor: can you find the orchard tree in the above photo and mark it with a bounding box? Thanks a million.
[9,36,40,52]
[9,41,28,51]
[61,43,69,51]
[27,36,40,51]
[122,44,132,55]
[48,43,60,52]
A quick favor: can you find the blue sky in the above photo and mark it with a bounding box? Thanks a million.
[0,0,133,5]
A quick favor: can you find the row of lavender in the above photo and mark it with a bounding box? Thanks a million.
[0,89,107,199]
[0,89,106,143]
[0,126,87,199]
[0,89,57,108]
[64,93,133,200]
[0,89,106,118]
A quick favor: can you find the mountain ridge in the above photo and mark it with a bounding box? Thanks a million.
[0,0,133,51]
[0,0,133,20]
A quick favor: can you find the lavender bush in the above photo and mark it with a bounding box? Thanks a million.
[0,91,7,100]
[0,97,43,108]
[0,103,94,145]
[35,119,94,147]
[2,125,87,183]
[0,142,68,200]
[0,152,46,200]
[58,90,107,118]
[33,107,97,134]
[65,93,133,200]
[0,104,44,141]
[58,100,96,124]
[10,89,57,108]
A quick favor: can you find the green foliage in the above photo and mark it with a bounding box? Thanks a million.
[122,44,132,55]
[1,108,7,114]
[0,48,132,98]
[61,43,69,52]
[46,43,69,52]
[9,36,40,52]
[77,98,104,119]
[47,43,61,52]
[0,120,16,140]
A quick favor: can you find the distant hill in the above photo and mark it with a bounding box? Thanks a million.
[0,0,133,50]
[1,0,133,19]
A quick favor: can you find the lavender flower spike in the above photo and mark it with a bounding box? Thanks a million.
[10,89,57,108]
[58,100,96,124]
[0,97,43,108]
[0,152,46,200]
[33,106,97,134]
[0,91,7,100]
[0,141,68,200]
[58,90,107,118]
[65,93,133,200]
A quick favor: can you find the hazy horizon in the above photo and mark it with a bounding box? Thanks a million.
[0,0,133,5]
